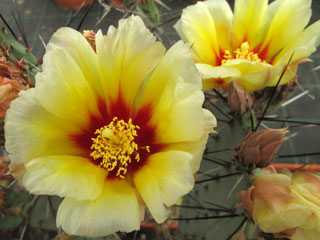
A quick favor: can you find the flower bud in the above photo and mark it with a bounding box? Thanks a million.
[237,128,287,168]
[239,169,320,239]
[228,81,253,115]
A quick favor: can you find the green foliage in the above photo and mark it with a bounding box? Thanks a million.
[0,215,23,230]
[0,29,38,66]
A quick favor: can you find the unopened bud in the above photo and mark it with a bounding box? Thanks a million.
[83,30,96,51]
[228,81,253,115]
[237,128,287,168]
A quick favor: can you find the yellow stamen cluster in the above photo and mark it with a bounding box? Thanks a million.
[90,117,150,179]
[222,42,262,64]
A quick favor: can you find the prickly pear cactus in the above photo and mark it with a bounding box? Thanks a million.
[177,97,252,240]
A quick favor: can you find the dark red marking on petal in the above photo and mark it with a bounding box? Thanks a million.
[254,42,270,63]
[98,96,109,121]
[109,92,131,122]
[215,48,226,66]
[68,92,164,179]
[133,104,153,127]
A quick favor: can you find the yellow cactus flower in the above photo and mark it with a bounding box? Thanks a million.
[175,0,320,92]
[244,169,320,240]
[5,16,216,237]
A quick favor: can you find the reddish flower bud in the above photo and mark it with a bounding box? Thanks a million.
[238,128,287,167]
[228,81,253,115]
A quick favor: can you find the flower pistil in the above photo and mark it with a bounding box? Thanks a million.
[90,117,150,179]
[222,42,263,64]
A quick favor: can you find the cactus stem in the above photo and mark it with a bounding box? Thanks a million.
[226,217,247,240]
[205,97,232,121]
[174,205,233,213]
[258,117,320,126]
[204,148,233,155]
[202,200,231,210]
[76,1,95,31]
[212,89,228,103]
[203,156,234,167]
[196,172,242,184]
[0,14,18,40]
[11,10,29,48]
[168,214,241,221]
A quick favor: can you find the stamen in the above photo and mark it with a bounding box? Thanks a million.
[221,42,263,64]
[90,117,150,179]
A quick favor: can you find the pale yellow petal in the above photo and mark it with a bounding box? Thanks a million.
[255,203,313,233]
[203,0,233,51]
[174,1,220,65]
[23,156,107,201]
[196,63,241,79]
[292,228,320,240]
[223,59,281,91]
[141,41,201,107]
[152,83,205,143]
[196,63,240,90]
[134,151,194,223]
[259,0,312,61]
[139,41,208,143]
[8,162,25,182]
[164,134,207,174]
[232,0,268,48]
[96,15,165,109]
[160,109,215,173]
[57,180,140,237]
[46,27,104,97]
[5,89,81,165]
[35,49,98,128]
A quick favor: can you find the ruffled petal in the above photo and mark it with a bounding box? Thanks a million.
[163,109,216,173]
[140,41,209,143]
[134,151,194,223]
[35,48,99,128]
[95,15,165,110]
[174,1,222,65]
[153,84,205,143]
[5,89,82,165]
[46,27,104,98]
[57,180,140,237]
[23,156,107,201]
[141,41,201,105]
